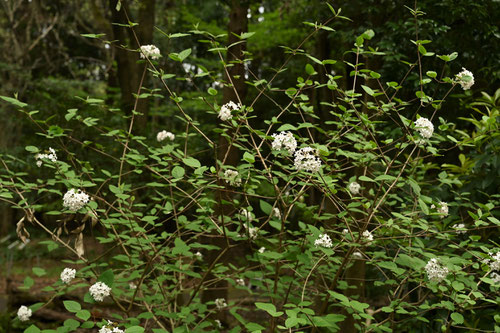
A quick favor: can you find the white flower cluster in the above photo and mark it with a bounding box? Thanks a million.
[236,278,245,286]
[215,298,227,310]
[294,147,321,172]
[156,130,175,142]
[431,202,449,217]
[218,101,241,121]
[425,258,449,282]
[314,233,332,248]
[271,131,297,155]
[414,117,434,139]
[224,169,241,186]
[63,189,90,211]
[17,305,32,321]
[490,272,500,285]
[362,230,374,243]
[89,282,112,302]
[60,268,76,284]
[139,44,161,60]
[35,147,57,167]
[194,251,203,260]
[240,208,253,222]
[483,251,500,271]
[348,182,361,195]
[455,68,474,90]
[353,251,363,259]
[452,223,467,234]
[272,207,281,220]
[258,247,266,254]
[244,225,258,240]
[99,321,124,333]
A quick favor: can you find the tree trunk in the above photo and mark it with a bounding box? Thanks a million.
[202,0,249,325]
[108,0,155,133]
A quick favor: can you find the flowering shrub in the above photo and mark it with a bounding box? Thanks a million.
[0,3,499,333]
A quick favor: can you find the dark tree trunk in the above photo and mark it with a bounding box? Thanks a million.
[108,0,155,133]
[202,0,249,325]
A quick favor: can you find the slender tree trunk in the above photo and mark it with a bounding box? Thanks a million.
[109,0,155,133]
[202,0,249,325]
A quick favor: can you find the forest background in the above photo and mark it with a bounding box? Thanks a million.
[0,0,499,332]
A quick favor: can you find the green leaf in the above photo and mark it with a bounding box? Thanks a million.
[451,281,464,291]
[24,325,40,333]
[21,276,34,290]
[76,310,91,321]
[450,312,464,325]
[172,166,185,179]
[126,326,145,333]
[178,48,192,61]
[276,124,297,131]
[240,32,255,39]
[305,63,316,75]
[255,302,283,317]
[243,152,255,163]
[32,267,46,277]
[183,157,201,168]
[0,95,28,108]
[25,146,39,153]
[426,71,437,78]
[358,175,374,182]
[361,85,375,96]
[259,200,273,215]
[172,238,190,255]
[63,319,80,330]
[207,88,217,96]
[63,300,81,313]
[97,269,114,287]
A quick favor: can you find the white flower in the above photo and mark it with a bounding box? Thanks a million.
[129,282,137,290]
[272,207,281,220]
[236,278,245,286]
[218,101,241,121]
[89,281,112,302]
[63,189,90,211]
[490,272,500,284]
[348,182,361,195]
[342,229,349,235]
[17,305,32,321]
[271,131,297,154]
[353,251,363,259]
[425,258,449,282]
[99,321,124,333]
[314,233,332,248]
[215,319,222,328]
[224,169,241,186]
[362,230,374,243]
[294,147,321,172]
[156,130,175,142]
[431,202,448,217]
[258,247,266,253]
[414,117,434,139]
[139,44,161,60]
[60,268,76,284]
[483,251,500,271]
[245,226,258,240]
[452,223,466,234]
[455,68,474,90]
[35,147,57,167]
[240,208,253,222]
[215,298,227,310]
[194,251,203,260]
